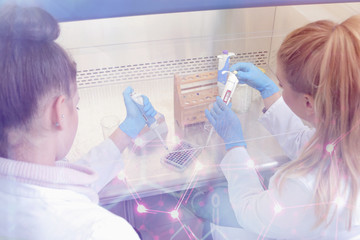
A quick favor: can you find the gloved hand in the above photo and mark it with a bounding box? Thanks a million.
[205,96,246,150]
[230,62,279,99]
[119,86,157,138]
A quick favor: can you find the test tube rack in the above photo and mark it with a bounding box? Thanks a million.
[174,71,218,128]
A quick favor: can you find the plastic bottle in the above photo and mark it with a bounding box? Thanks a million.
[231,84,253,113]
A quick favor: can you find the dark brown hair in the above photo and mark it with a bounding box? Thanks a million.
[0,5,77,157]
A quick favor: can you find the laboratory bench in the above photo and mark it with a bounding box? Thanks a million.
[97,94,289,206]
[63,65,290,207]
[88,77,291,229]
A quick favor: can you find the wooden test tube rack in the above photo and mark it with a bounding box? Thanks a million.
[174,71,218,128]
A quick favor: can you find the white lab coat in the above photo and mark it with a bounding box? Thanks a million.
[219,97,360,239]
[0,139,140,240]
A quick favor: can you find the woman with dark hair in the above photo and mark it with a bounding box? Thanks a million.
[0,5,155,239]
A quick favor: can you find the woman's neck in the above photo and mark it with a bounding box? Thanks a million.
[7,135,56,166]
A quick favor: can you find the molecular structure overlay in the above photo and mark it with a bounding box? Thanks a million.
[109,122,357,240]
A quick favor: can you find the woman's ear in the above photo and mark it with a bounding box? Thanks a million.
[52,95,66,130]
[304,94,315,121]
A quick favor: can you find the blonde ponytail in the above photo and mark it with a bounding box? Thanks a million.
[276,15,360,229]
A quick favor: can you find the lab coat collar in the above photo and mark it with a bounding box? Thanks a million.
[0,157,99,202]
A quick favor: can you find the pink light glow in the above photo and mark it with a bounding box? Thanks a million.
[137,204,147,213]
[117,170,126,181]
[274,204,283,214]
[247,159,255,169]
[326,143,335,153]
[170,209,179,219]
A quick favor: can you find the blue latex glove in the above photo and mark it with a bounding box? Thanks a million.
[205,96,246,150]
[230,62,279,99]
[119,86,157,138]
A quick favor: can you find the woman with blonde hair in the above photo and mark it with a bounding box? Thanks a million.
[203,14,360,238]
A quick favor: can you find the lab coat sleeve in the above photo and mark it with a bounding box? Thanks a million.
[221,147,323,238]
[258,97,316,160]
[75,138,123,193]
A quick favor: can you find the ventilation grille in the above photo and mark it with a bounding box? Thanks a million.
[76,51,268,88]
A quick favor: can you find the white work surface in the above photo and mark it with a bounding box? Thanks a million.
[67,76,288,205]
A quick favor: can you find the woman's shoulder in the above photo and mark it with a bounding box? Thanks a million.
[269,168,318,193]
